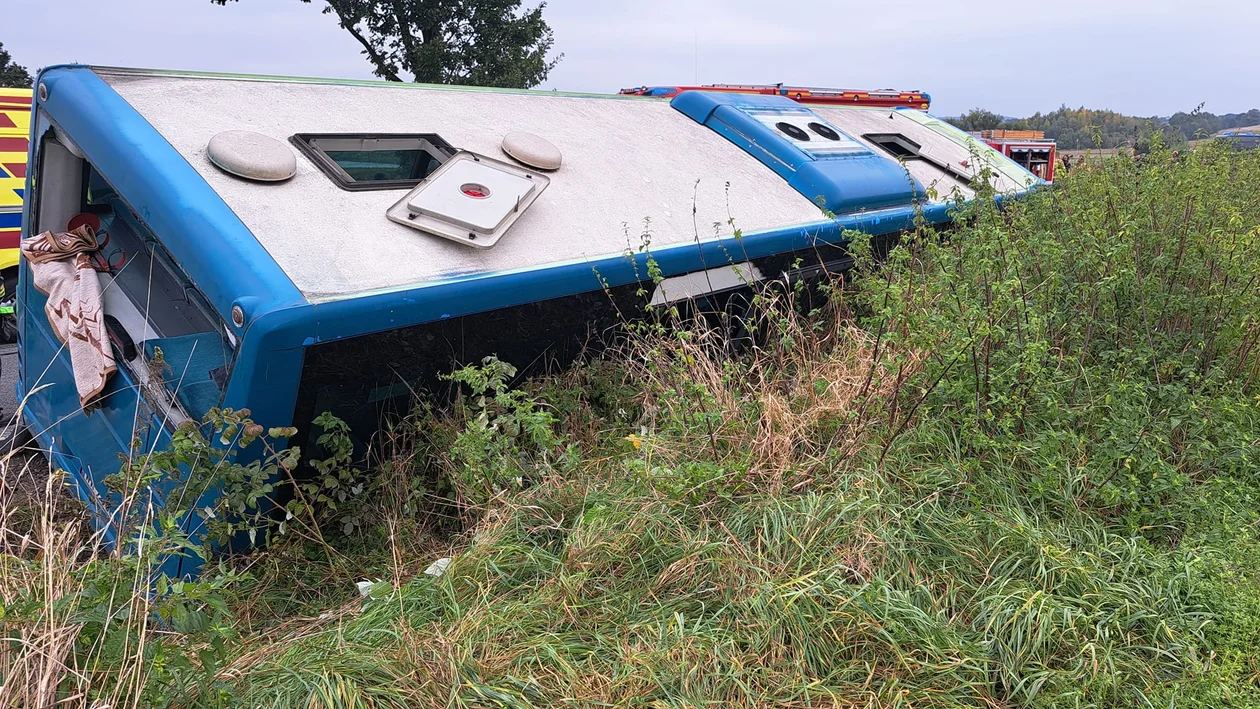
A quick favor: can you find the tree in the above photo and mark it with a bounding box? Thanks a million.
[214,0,561,89]
[0,42,33,89]
[947,108,1006,132]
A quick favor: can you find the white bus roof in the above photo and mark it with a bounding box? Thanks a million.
[101,69,826,302]
[98,68,1031,303]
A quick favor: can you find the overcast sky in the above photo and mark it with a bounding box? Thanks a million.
[6,0,1259,117]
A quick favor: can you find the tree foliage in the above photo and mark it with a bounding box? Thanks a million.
[214,0,561,88]
[1003,106,1185,151]
[1167,105,1260,140]
[0,41,33,89]
[949,103,1260,151]
[949,107,1006,132]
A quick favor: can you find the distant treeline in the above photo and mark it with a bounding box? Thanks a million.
[947,106,1260,151]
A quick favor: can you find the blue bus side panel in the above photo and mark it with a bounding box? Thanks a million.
[17,264,190,578]
[26,67,308,578]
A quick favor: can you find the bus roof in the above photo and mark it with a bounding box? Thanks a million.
[96,68,826,302]
[46,67,1032,305]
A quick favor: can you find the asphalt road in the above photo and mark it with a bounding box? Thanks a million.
[0,342,17,418]
[0,342,51,481]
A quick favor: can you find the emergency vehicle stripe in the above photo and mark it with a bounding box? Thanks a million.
[0,89,31,243]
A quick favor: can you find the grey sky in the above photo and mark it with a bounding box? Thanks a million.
[6,0,1258,117]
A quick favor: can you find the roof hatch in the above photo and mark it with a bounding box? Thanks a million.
[386,151,550,249]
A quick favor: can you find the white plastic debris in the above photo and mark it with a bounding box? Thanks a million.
[424,557,452,577]
[356,579,384,597]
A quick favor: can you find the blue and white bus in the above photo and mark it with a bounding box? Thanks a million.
[14,65,1039,577]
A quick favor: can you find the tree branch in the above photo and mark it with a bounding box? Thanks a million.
[390,0,421,68]
[326,4,404,82]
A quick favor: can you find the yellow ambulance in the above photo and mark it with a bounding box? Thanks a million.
[0,87,30,335]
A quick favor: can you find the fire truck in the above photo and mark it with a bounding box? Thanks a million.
[971,129,1056,182]
[619,83,931,110]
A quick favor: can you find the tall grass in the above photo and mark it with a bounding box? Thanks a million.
[5,140,1260,707]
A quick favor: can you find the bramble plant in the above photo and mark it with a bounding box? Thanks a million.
[442,356,573,508]
[289,411,371,537]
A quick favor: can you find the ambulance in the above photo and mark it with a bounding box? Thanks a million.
[0,87,29,340]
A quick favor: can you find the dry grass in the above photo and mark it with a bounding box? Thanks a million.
[625,291,921,497]
[0,470,99,709]
[0,444,171,709]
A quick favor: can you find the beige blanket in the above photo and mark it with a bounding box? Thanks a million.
[20,225,116,409]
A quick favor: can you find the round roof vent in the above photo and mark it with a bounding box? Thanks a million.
[776,122,811,142]
[207,130,297,182]
[808,122,842,141]
[501,131,562,171]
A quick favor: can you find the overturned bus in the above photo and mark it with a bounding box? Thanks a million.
[13,66,1039,575]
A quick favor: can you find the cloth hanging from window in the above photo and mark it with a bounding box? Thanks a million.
[20,225,116,409]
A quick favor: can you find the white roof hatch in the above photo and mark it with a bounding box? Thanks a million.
[386,151,550,249]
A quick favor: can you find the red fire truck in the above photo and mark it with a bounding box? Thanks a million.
[619,83,931,110]
[971,130,1056,182]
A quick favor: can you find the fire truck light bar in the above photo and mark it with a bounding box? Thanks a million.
[618,83,931,110]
